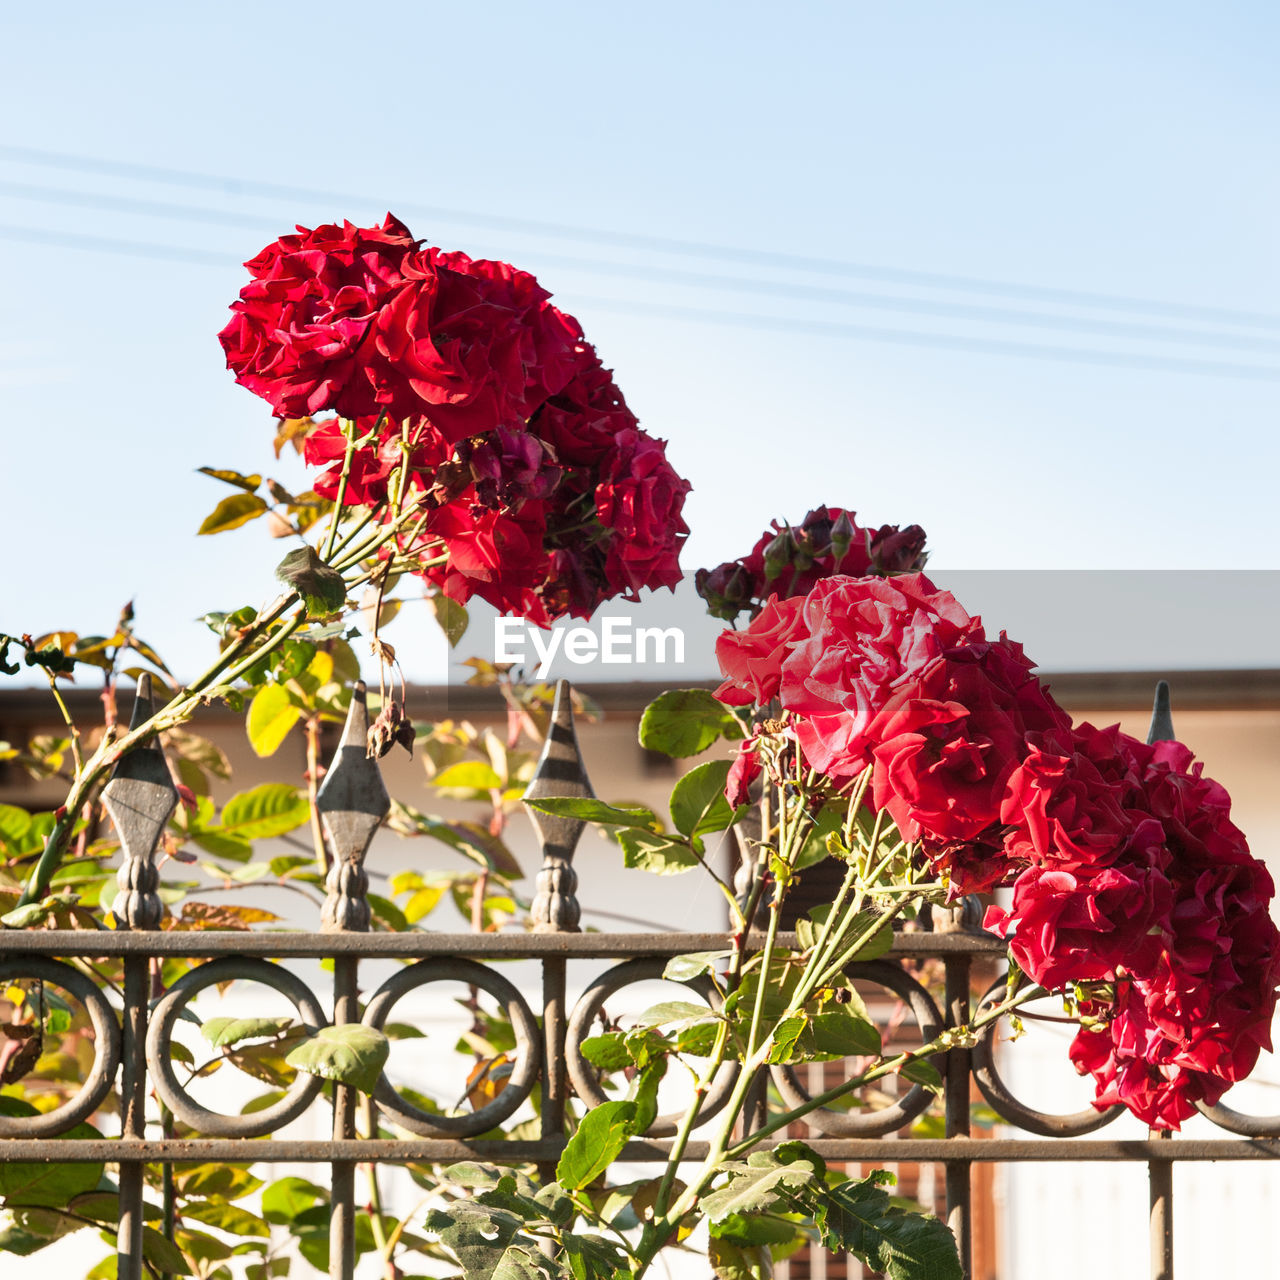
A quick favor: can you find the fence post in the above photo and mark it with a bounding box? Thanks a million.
[1146,680,1175,1280]
[523,681,594,1194]
[102,674,177,1280]
[315,683,388,1280]
[943,950,973,1280]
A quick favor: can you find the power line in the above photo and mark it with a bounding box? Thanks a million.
[2,222,1276,384]
[3,141,1278,333]
[4,178,1277,356]
[574,295,1280,383]
[0,223,229,266]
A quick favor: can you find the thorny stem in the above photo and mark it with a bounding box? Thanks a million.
[42,669,83,774]
[724,982,1047,1158]
[320,416,364,562]
[305,714,330,875]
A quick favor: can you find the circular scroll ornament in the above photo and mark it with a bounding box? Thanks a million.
[566,957,740,1139]
[769,959,944,1137]
[147,958,326,1138]
[1195,1094,1280,1138]
[0,957,122,1138]
[363,957,541,1138]
[971,973,1124,1137]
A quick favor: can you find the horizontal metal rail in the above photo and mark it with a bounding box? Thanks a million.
[0,928,1006,958]
[3,1137,1279,1164]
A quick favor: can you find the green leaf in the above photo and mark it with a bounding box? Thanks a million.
[808,1176,962,1280]
[766,1013,809,1064]
[198,467,262,493]
[809,1009,882,1057]
[1,893,79,928]
[669,759,741,844]
[900,1059,945,1095]
[710,1212,806,1248]
[701,1147,823,1223]
[174,1164,263,1200]
[285,1025,390,1095]
[434,761,504,792]
[630,1058,666,1133]
[0,1104,102,1205]
[561,1233,631,1280]
[275,545,347,618]
[639,689,745,758]
[67,1192,162,1224]
[219,784,311,840]
[246,684,302,757]
[182,1199,270,1237]
[828,909,897,964]
[663,950,730,981]
[524,796,659,829]
[675,1021,722,1057]
[631,1000,713,1030]
[142,1227,193,1275]
[422,1202,553,1279]
[201,1015,294,1048]
[388,803,524,878]
[580,1032,633,1072]
[619,828,700,875]
[709,1237,771,1280]
[197,492,268,535]
[556,1100,638,1191]
[260,1177,328,1225]
[0,1206,84,1255]
[0,804,32,851]
[432,594,469,647]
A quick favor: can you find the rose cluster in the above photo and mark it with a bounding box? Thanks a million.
[220,216,689,625]
[696,505,927,621]
[715,570,1280,1129]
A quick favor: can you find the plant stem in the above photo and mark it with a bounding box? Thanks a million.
[305,714,330,875]
[725,982,1046,1158]
[321,418,359,563]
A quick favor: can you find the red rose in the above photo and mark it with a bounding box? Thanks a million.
[416,502,553,626]
[983,860,1172,991]
[1000,727,1142,872]
[219,216,418,419]
[868,639,1071,852]
[714,594,807,708]
[593,428,691,597]
[782,573,984,781]
[528,346,637,466]
[370,250,583,441]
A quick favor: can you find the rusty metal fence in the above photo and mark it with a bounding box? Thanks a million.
[0,681,1277,1280]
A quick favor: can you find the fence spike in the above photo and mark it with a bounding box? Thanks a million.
[523,680,593,932]
[1147,679,1175,745]
[102,673,175,931]
[319,683,389,932]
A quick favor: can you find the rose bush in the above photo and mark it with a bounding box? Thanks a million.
[711,552,1280,1130]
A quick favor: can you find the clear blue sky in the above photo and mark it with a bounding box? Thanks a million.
[1,2,1277,681]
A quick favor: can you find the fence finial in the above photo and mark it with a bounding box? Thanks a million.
[523,680,593,932]
[1147,679,1175,745]
[319,682,389,932]
[103,673,175,930]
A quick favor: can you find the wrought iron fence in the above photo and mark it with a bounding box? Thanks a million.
[0,680,1277,1280]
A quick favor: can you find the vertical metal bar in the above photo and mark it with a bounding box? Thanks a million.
[943,954,973,1280]
[1146,679,1174,1280]
[1149,1129,1174,1280]
[329,954,359,1280]
[539,957,567,1162]
[117,953,149,1280]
